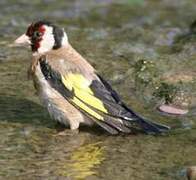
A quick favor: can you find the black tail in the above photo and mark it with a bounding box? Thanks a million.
[97,74,170,134]
[121,103,170,134]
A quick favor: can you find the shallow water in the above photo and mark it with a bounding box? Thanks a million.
[0,0,196,179]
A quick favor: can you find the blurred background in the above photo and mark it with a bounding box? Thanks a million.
[0,0,196,179]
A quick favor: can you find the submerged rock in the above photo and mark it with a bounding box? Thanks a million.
[154,28,182,46]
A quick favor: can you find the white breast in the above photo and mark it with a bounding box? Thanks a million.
[34,63,70,126]
[33,63,93,129]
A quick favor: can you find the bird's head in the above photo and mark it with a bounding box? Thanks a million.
[14,20,68,54]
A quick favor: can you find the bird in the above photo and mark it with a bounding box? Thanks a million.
[14,20,170,135]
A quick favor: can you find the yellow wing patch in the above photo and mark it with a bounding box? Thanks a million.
[72,97,104,120]
[61,74,108,120]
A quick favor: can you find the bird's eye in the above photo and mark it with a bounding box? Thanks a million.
[33,31,42,38]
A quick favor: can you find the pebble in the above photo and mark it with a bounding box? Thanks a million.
[187,166,196,180]
[158,104,188,115]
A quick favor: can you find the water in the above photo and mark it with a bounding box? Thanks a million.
[0,0,196,179]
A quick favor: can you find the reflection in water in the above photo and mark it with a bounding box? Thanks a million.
[60,142,105,179]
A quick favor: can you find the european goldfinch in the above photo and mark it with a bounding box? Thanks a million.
[14,20,170,135]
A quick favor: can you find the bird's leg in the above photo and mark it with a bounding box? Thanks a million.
[54,120,79,136]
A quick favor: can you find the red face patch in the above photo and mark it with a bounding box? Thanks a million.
[26,23,46,51]
[38,26,45,34]
[26,24,45,37]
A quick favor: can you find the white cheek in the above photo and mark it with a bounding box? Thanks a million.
[61,32,68,46]
[38,26,55,54]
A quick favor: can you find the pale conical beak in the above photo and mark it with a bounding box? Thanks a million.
[13,34,31,46]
